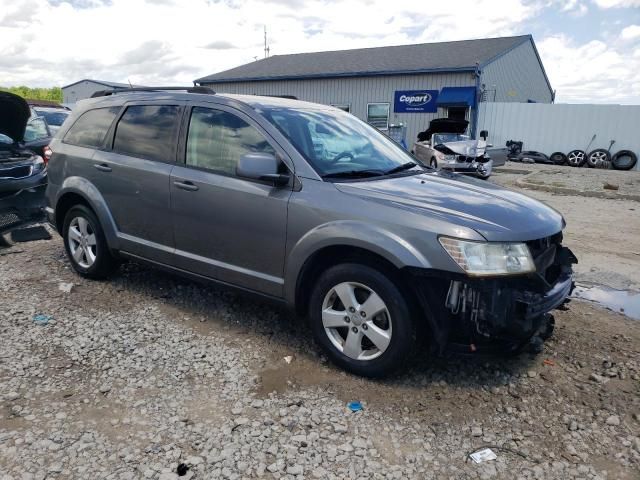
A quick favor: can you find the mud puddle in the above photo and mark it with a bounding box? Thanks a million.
[572,284,640,320]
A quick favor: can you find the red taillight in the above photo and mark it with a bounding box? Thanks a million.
[43,145,52,165]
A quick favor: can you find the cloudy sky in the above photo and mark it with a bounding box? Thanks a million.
[1,0,639,103]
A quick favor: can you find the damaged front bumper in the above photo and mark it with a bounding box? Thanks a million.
[441,157,493,178]
[409,234,577,352]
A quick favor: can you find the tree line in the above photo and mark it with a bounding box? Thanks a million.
[1,86,63,102]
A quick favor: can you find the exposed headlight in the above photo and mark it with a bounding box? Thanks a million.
[439,237,535,276]
[31,155,45,173]
[443,154,456,161]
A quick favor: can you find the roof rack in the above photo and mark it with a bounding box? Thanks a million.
[90,86,216,98]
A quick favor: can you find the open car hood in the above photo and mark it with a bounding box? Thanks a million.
[428,118,469,134]
[0,91,30,144]
[416,118,469,142]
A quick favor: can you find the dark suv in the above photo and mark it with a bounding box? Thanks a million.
[46,87,576,377]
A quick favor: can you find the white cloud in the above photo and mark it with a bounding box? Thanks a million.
[592,0,640,8]
[0,0,539,87]
[559,0,589,15]
[0,0,638,104]
[538,34,640,103]
[620,24,640,40]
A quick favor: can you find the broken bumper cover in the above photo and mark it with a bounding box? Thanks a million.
[409,242,577,349]
[0,173,47,234]
[441,158,493,177]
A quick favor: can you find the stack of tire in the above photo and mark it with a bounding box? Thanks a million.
[550,150,637,170]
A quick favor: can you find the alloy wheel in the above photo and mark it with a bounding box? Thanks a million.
[67,216,97,269]
[321,281,392,361]
[567,150,584,166]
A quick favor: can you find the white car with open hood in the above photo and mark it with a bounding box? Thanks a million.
[412,119,493,179]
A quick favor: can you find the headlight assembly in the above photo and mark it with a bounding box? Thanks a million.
[439,236,535,276]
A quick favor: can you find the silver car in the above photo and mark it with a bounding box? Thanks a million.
[412,119,494,179]
[45,87,576,377]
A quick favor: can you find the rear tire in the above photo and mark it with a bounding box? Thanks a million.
[63,205,118,279]
[308,263,416,377]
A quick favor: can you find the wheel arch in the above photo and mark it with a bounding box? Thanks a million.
[285,221,431,315]
[54,177,119,249]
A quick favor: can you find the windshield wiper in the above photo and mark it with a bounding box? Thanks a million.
[322,169,385,179]
[384,161,418,175]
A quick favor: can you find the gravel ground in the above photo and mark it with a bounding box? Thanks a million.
[1,176,639,479]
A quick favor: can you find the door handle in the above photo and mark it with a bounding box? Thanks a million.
[173,180,199,192]
[94,163,112,172]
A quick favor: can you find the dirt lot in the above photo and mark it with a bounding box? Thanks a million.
[1,166,639,480]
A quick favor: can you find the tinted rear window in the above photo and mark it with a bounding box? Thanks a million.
[112,105,180,163]
[64,107,120,148]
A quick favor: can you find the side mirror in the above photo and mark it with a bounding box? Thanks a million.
[236,152,289,186]
[480,130,488,140]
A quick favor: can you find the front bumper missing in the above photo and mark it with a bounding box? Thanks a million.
[409,243,577,352]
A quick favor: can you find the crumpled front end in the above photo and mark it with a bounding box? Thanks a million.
[0,150,47,234]
[410,232,578,353]
[434,140,493,177]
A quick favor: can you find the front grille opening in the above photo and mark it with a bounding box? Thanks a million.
[0,212,21,229]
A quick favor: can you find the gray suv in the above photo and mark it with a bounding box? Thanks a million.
[46,87,576,377]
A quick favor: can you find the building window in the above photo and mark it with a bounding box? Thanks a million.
[367,103,389,130]
[331,104,351,113]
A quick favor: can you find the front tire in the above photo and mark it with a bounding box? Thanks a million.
[430,157,437,169]
[308,263,416,377]
[63,205,118,279]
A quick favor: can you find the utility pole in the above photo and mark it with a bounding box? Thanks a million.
[264,26,270,58]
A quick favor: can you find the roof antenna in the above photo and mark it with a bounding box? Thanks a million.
[127,78,133,88]
[264,25,270,58]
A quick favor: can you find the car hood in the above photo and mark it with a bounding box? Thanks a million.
[0,91,30,143]
[436,139,486,157]
[428,118,469,134]
[335,172,565,241]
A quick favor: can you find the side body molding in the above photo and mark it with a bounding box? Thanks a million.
[284,220,432,305]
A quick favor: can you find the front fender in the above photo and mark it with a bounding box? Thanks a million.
[55,176,119,249]
[284,220,431,304]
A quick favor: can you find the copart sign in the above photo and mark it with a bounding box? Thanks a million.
[394,90,438,113]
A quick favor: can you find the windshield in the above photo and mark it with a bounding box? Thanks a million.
[260,107,422,178]
[433,133,470,144]
[35,109,69,127]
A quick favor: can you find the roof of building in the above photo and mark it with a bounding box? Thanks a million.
[195,35,533,84]
[61,79,134,90]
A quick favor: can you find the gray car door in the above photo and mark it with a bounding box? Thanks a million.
[170,104,292,297]
[90,102,183,263]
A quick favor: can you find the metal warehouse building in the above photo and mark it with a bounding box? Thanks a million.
[195,34,553,146]
[62,79,135,106]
